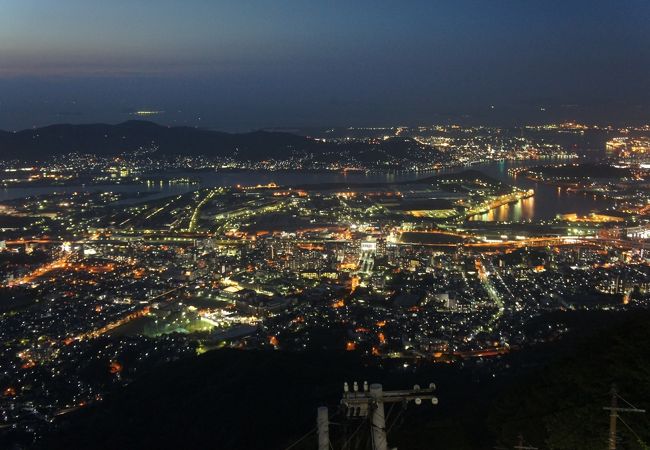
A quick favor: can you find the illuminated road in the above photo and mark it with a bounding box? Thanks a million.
[118,195,183,227]
[358,251,374,273]
[398,232,650,251]
[6,255,71,287]
[4,239,63,245]
[187,189,218,232]
[470,257,505,338]
[143,195,182,220]
[5,232,648,257]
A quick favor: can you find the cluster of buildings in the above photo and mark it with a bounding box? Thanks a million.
[1,123,650,445]
[606,136,650,165]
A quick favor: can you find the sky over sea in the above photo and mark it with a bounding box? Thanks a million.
[0,0,649,130]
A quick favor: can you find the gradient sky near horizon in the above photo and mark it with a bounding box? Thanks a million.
[0,0,649,130]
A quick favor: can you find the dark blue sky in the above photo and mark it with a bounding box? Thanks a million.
[1,0,649,130]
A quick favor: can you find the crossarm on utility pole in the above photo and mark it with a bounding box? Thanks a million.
[603,407,646,414]
[340,381,439,450]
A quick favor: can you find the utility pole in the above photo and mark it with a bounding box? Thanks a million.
[369,384,388,450]
[340,381,438,450]
[603,384,646,450]
[607,385,618,450]
[317,406,330,450]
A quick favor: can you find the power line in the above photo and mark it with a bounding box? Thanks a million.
[341,416,368,450]
[617,393,644,412]
[385,405,406,436]
[603,384,646,450]
[283,427,316,450]
[617,415,649,450]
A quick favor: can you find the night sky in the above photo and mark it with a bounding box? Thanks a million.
[1,0,649,130]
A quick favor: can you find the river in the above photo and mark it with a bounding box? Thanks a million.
[460,159,612,221]
[0,159,612,221]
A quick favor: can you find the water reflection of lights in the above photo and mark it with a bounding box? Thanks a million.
[470,196,535,222]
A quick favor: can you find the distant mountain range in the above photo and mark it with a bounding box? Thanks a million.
[0,121,430,163]
[0,121,331,161]
[0,120,430,164]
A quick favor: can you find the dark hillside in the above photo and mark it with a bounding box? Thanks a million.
[38,311,650,450]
